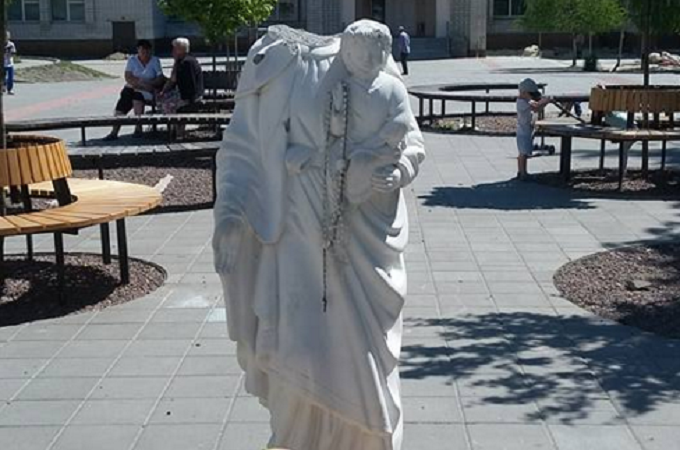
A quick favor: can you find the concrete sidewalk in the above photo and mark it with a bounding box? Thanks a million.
[1,56,680,450]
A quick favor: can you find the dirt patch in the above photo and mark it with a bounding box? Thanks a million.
[0,253,165,326]
[432,115,518,136]
[532,169,680,199]
[16,61,115,83]
[430,112,569,136]
[554,244,680,339]
[72,155,214,213]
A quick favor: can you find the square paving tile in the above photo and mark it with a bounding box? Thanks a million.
[218,423,271,450]
[462,398,541,423]
[632,425,680,450]
[122,339,192,357]
[52,425,140,450]
[150,397,230,424]
[136,322,203,340]
[468,423,554,450]
[403,396,462,423]
[13,324,83,341]
[0,426,60,450]
[59,340,128,358]
[133,424,221,450]
[403,424,469,450]
[75,324,144,341]
[38,358,114,378]
[0,341,64,358]
[17,377,99,400]
[108,356,181,378]
[72,399,156,425]
[549,425,642,450]
[177,356,242,376]
[164,375,240,399]
[90,377,170,400]
[0,400,81,426]
[0,358,48,379]
[230,396,270,423]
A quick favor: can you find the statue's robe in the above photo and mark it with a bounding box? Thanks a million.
[214,26,425,450]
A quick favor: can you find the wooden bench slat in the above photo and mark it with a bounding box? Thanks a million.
[0,179,162,237]
[0,152,9,187]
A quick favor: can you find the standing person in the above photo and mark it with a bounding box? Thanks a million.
[4,32,17,95]
[213,20,425,450]
[104,40,164,141]
[398,26,411,75]
[516,78,551,180]
[162,37,204,113]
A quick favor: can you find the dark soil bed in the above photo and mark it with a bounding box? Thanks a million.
[0,253,166,326]
[532,169,680,199]
[432,115,519,135]
[554,244,680,339]
[72,155,214,213]
[430,112,569,136]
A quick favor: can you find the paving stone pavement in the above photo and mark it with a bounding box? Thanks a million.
[2,57,680,449]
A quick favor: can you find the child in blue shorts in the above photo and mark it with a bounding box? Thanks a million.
[516,78,552,180]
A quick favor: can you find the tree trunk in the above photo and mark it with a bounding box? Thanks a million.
[572,34,578,66]
[642,0,652,86]
[588,33,593,56]
[212,43,218,114]
[614,29,625,72]
[538,32,543,53]
[225,38,230,73]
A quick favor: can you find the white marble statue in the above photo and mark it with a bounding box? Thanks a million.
[213,19,425,450]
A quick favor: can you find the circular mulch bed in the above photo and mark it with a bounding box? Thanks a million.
[532,169,680,199]
[554,244,680,339]
[432,115,518,136]
[72,155,214,213]
[0,253,166,326]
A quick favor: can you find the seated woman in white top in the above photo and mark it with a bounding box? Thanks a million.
[104,40,165,141]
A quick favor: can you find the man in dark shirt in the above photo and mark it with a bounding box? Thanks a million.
[164,37,204,113]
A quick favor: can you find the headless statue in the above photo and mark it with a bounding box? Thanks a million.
[213,20,425,450]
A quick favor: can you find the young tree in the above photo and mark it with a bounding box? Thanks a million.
[518,0,562,50]
[625,0,680,84]
[521,0,626,66]
[559,0,626,65]
[158,0,276,101]
[157,0,276,69]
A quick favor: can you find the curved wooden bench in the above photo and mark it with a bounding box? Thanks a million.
[0,179,161,236]
[0,135,72,188]
[536,118,680,188]
[1,178,162,295]
[587,85,680,176]
[408,82,589,129]
[6,113,232,146]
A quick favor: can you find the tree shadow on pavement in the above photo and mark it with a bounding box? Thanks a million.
[401,310,680,424]
[420,181,595,211]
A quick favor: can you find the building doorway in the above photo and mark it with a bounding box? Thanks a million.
[112,21,137,53]
[371,0,386,22]
[354,0,436,37]
[356,0,385,23]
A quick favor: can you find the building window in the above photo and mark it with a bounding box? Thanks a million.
[8,0,41,22]
[494,0,525,17]
[270,0,299,22]
[52,0,86,22]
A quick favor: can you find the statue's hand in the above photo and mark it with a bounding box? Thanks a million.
[371,165,402,193]
[212,216,245,274]
[286,144,315,175]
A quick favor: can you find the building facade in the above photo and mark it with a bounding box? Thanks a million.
[6,0,555,58]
